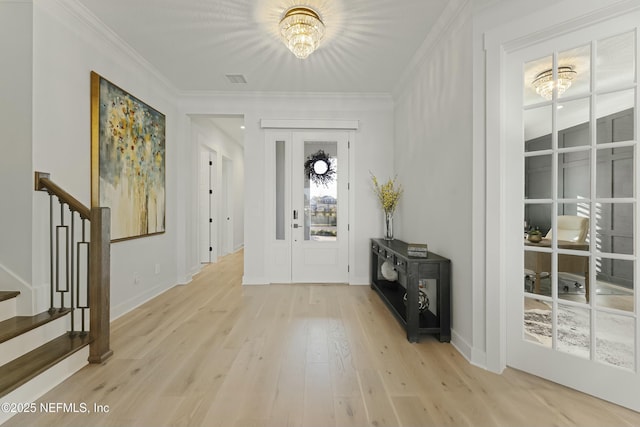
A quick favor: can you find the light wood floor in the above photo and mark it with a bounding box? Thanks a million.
[4,250,640,427]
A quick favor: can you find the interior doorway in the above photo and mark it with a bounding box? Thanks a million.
[192,114,244,267]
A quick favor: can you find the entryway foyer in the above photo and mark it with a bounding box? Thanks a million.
[4,251,639,427]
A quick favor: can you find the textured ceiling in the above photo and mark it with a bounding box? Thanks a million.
[76,0,449,93]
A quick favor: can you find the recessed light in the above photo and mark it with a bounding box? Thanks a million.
[240,125,245,130]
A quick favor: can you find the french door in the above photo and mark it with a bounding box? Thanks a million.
[505,13,640,410]
[267,130,350,283]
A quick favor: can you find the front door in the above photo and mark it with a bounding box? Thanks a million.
[267,130,350,283]
[505,12,639,410]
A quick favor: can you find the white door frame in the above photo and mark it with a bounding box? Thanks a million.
[483,1,640,410]
[263,122,357,284]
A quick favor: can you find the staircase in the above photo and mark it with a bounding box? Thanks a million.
[0,173,112,425]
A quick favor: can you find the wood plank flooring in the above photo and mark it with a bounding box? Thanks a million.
[3,250,640,427]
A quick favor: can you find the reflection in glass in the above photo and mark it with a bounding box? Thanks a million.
[525,154,552,199]
[596,32,635,92]
[595,311,634,369]
[594,257,634,312]
[556,203,590,251]
[524,105,552,151]
[557,303,590,359]
[596,90,634,143]
[557,254,589,304]
[524,56,553,106]
[524,297,552,348]
[558,44,591,99]
[596,147,634,199]
[524,250,552,297]
[557,98,590,147]
[525,203,552,241]
[558,149,590,200]
[304,141,338,242]
[595,203,634,256]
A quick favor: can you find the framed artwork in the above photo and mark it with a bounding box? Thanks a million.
[91,71,166,242]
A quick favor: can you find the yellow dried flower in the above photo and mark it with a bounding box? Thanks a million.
[370,173,403,214]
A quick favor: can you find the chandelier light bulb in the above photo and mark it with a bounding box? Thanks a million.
[279,6,325,59]
[531,66,577,100]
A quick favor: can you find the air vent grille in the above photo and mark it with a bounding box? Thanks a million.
[225,74,247,84]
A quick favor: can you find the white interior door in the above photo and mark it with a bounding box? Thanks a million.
[266,130,350,283]
[199,149,216,263]
[505,13,639,410]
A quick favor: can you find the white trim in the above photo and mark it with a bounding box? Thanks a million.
[44,0,177,97]
[260,119,359,130]
[480,0,640,376]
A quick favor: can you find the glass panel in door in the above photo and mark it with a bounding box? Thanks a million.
[304,141,338,242]
[512,23,639,409]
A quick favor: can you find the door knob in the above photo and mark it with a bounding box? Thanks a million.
[293,224,300,228]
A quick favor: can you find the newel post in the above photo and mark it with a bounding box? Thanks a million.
[89,207,113,363]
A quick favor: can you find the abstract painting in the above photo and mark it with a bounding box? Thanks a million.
[91,71,166,242]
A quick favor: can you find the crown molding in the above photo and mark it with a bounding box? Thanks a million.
[45,0,179,98]
[501,0,640,53]
[392,0,471,100]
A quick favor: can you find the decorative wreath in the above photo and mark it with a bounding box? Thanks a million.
[304,150,336,187]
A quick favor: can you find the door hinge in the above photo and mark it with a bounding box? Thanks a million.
[209,218,213,223]
[348,265,350,272]
[348,224,350,231]
[348,182,350,190]
[348,141,350,149]
[209,161,212,166]
[209,189,213,194]
[209,247,213,252]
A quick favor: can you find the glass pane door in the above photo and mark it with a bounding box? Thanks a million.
[506,14,640,410]
[522,31,636,368]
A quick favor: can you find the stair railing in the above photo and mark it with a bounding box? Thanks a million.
[34,172,112,363]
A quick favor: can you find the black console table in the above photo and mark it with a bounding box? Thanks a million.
[370,238,451,343]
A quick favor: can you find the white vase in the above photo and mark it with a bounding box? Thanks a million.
[384,211,394,240]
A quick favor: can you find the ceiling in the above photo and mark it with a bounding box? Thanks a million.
[76,0,452,94]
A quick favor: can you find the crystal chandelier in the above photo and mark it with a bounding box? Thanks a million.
[279,6,325,59]
[531,66,577,100]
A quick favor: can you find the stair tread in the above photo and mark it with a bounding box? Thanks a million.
[0,291,20,303]
[0,333,90,398]
[0,309,71,344]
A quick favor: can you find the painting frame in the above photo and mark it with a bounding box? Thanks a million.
[90,71,166,242]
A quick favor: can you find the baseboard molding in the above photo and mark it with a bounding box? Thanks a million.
[233,244,244,253]
[349,276,370,286]
[242,276,268,285]
[111,280,176,321]
[450,329,489,371]
[450,328,473,363]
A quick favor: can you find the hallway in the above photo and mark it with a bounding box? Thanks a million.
[4,250,640,427]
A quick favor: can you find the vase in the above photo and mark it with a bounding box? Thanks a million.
[384,211,394,240]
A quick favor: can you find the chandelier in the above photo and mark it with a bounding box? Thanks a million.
[279,6,325,59]
[531,66,577,100]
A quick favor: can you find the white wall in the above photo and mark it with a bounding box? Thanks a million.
[31,0,180,318]
[0,0,35,313]
[190,118,245,260]
[178,94,394,286]
[393,1,475,358]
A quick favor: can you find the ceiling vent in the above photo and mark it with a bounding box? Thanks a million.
[225,74,247,84]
